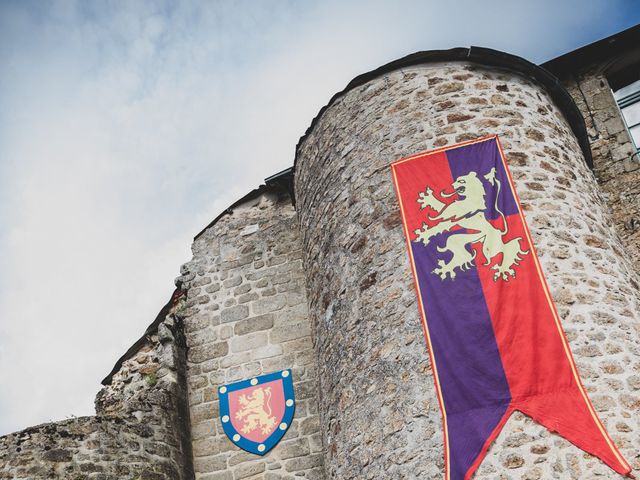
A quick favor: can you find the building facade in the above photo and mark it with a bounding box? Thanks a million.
[1,26,639,480]
[542,25,640,275]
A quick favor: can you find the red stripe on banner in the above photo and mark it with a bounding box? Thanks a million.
[393,150,454,233]
[475,214,570,397]
[474,140,632,476]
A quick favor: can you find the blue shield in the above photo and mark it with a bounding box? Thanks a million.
[218,369,296,455]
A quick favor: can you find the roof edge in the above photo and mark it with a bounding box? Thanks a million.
[193,167,294,241]
[541,24,640,76]
[101,288,182,386]
[293,46,593,169]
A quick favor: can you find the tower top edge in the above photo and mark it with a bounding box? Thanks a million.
[293,46,592,170]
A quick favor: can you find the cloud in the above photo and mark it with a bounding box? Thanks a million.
[0,0,638,435]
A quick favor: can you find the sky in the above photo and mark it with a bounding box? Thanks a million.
[0,0,638,436]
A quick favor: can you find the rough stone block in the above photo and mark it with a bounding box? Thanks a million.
[42,449,72,462]
[221,305,250,323]
[252,295,287,315]
[191,402,218,424]
[299,417,320,436]
[284,454,323,472]
[228,450,257,467]
[200,471,233,480]
[233,462,265,479]
[220,351,252,369]
[234,314,274,336]
[187,327,218,347]
[270,323,311,344]
[193,435,234,457]
[282,337,313,354]
[242,362,263,377]
[191,420,217,441]
[229,332,268,353]
[261,354,296,373]
[276,437,310,460]
[189,342,229,363]
[251,344,283,361]
[195,454,227,473]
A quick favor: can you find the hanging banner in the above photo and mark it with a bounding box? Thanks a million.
[390,135,632,479]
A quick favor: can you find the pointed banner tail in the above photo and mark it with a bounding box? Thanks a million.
[218,369,296,455]
[390,135,632,480]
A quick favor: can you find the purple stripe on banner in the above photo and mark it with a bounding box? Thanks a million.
[412,236,511,479]
[446,139,519,220]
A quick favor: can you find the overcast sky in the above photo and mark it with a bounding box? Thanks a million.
[0,0,638,436]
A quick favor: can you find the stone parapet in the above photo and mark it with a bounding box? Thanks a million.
[177,189,325,479]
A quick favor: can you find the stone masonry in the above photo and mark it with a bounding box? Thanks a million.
[295,62,640,479]
[0,295,194,480]
[1,44,640,480]
[561,70,640,276]
[176,189,325,480]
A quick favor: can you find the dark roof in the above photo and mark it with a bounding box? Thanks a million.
[193,167,294,241]
[294,46,592,170]
[541,24,640,86]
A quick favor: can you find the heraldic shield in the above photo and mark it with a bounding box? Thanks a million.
[218,369,295,455]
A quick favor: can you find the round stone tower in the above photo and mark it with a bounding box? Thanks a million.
[295,48,640,478]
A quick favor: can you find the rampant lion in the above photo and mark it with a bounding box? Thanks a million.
[415,168,528,281]
[234,387,277,435]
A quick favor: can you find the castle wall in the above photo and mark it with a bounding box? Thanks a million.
[295,62,640,478]
[0,304,194,480]
[2,50,639,480]
[561,70,640,276]
[176,190,325,479]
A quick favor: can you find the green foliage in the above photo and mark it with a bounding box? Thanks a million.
[144,372,157,387]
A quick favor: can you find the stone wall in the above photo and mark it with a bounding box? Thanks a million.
[176,189,325,480]
[0,295,194,480]
[562,69,640,276]
[2,51,640,480]
[295,62,640,479]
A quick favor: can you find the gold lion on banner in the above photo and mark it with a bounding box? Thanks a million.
[415,168,528,281]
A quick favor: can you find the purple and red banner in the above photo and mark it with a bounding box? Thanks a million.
[391,136,632,479]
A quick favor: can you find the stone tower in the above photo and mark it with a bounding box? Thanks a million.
[1,41,639,479]
[295,48,639,479]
